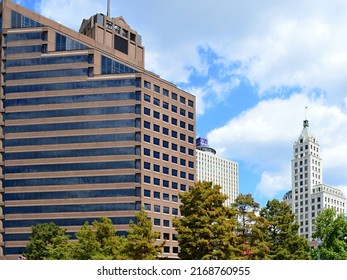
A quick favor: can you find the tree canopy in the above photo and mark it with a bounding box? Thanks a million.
[173,181,238,260]
[24,211,161,260]
[125,208,163,260]
[231,194,269,259]
[24,182,322,260]
[24,222,73,260]
[260,199,309,260]
[311,208,347,260]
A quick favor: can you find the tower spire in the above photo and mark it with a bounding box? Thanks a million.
[304,107,309,128]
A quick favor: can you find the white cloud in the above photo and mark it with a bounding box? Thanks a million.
[37,0,104,29]
[208,93,347,199]
[256,171,291,199]
[186,86,208,117]
[32,0,347,101]
[184,76,240,117]
[31,0,347,117]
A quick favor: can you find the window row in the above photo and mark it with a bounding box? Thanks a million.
[5,146,135,160]
[5,105,136,120]
[144,189,185,203]
[144,148,193,166]
[144,94,194,119]
[4,174,137,188]
[295,144,319,153]
[4,202,139,214]
[145,176,187,190]
[163,246,179,254]
[5,31,44,42]
[56,33,89,51]
[143,135,194,156]
[5,119,135,133]
[101,55,137,75]
[4,78,139,94]
[5,54,90,68]
[143,173,188,191]
[144,171,194,182]
[147,214,170,228]
[4,216,136,228]
[11,10,43,29]
[4,44,42,55]
[143,80,194,107]
[5,91,139,107]
[5,132,135,147]
[324,197,345,206]
[143,106,194,131]
[5,68,88,81]
[143,121,194,144]
[4,188,139,201]
[294,194,320,201]
[143,198,179,214]
[144,158,194,170]
[4,160,137,174]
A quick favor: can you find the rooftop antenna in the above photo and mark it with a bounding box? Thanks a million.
[303,106,309,128]
[107,0,111,17]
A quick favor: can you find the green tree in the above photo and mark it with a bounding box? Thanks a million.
[173,181,237,260]
[260,199,309,260]
[93,217,127,259]
[311,208,347,260]
[25,222,72,260]
[73,222,103,260]
[125,208,163,260]
[73,217,127,260]
[231,194,269,259]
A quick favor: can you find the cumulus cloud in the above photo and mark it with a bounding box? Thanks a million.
[27,0,347,119]
[37,0,104,28]
[208,93,347,199]
[31,1,347,98]
[256,171,291,199]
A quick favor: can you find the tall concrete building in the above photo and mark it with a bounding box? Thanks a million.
[283,120,346,241]
[0,0,196,258]
[196,137,238,206]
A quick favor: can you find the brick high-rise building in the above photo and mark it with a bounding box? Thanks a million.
[0,0,196,258]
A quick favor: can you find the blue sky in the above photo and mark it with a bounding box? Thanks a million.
[13,0,347,207]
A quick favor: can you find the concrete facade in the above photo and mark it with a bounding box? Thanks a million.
[196,137,238,206]
[0,0,196,258]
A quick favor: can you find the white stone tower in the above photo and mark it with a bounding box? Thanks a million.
[284,119,346,241]
[291,119,322,240]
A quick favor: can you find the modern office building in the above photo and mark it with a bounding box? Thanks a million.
[196,137,238,206]
[283,120,346,241]
[0,0,196,258]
